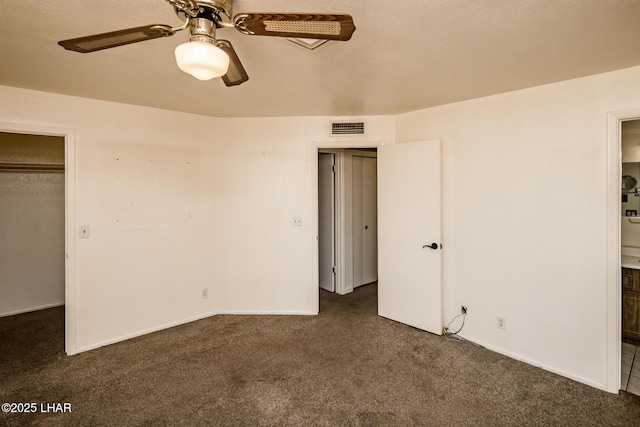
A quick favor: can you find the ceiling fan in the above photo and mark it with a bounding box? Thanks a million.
[58,0,356,87]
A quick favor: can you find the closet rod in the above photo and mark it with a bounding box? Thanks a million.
[0,162,65,173]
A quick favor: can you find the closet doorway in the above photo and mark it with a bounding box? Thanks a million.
[0,132,65,318]
[318,149,378,295]
[0,122,77,355]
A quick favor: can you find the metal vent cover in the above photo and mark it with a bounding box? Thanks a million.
[331,122,365,136]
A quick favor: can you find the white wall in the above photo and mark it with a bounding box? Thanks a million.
[4,63,639,391]
[621,120,640,162]
[0,85,395,352]
[0,86,220,352]
[396,65,640,390]
[214,116,394,313]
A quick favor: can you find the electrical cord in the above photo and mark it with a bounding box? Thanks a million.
[443,311,467,341]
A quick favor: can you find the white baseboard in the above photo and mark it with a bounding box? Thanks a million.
[69,310,219,355]
[458,333,609,392]
[69,309,316,355]
[216,310,317,315]
[0,302,64,318]
[11,304,609,394]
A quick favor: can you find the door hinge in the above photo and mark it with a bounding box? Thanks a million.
[332,266,336,274]
[331,165,336,173]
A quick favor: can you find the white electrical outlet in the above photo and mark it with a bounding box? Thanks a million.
[293,216,303,227]
[497,316,506,330]
[202,288,208,299]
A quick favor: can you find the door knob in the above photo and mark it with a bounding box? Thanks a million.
[423,243,440,249]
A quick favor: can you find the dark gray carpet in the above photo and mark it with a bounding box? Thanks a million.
[1,284,639,426]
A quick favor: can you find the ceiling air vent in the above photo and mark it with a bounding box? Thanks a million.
[332,122,365,136]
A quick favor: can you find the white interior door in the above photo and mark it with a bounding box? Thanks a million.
[318,153,335,292]
[378,140,442,334]
[352,156,364,287]
[361,156,378,285]
[352,155,378,288]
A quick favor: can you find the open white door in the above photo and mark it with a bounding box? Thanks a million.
[318,153,336,292]
[378,140,442,334]
[352,155,378,288]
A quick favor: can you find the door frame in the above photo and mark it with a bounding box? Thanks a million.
[0,121,77,355]
[607,109,640,392]
[312,141,385,303]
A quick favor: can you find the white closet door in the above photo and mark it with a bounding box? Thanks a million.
[352,155,378,288]
[361,156,378,285]
[352,156,364,287]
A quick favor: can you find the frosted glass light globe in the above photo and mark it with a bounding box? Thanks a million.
[175,41,230,81]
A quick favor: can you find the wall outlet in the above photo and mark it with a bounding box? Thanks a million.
[202,288,208,299]
[293,216,303,227]
[497,316,506,330]
[461,305,468,315]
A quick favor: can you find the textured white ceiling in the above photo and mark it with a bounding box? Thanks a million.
[2,0,640,117]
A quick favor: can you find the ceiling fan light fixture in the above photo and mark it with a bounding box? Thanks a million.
[175,40,230,80]
[57,0,356,88]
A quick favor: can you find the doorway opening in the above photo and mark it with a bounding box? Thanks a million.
[317,148,378,300]
[315,140,443,333]
[0,131,66,356]
[0,122,75,355]
[620,118,640,395]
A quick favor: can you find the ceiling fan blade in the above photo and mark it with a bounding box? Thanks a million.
[216,40,249,87]
[234,13,356,41]
[58,25,175,53]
